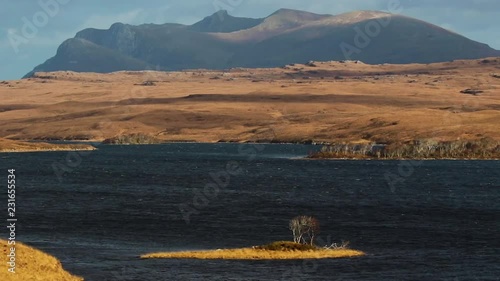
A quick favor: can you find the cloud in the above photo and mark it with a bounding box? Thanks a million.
[78,9,145,30]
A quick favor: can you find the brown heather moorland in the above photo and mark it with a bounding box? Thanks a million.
[0,58,499,149]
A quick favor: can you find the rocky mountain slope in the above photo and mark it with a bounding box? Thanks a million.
[25,9,500,77]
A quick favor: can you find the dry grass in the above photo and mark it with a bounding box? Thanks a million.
[141,241,365,260]
[0,239,83,281]
[0,138,96,153]
[0,58,499,143]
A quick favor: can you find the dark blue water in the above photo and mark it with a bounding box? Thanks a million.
[1,143,499,280]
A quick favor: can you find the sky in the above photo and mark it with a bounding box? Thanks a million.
[0,0,499,80]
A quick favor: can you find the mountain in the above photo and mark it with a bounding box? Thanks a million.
[188,10,263,33]
[25,9,500,77]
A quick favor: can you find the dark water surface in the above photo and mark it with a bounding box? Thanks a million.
[2,143,499,280]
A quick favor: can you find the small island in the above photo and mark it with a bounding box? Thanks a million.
[141,241,364,260]
[142,216,365,260]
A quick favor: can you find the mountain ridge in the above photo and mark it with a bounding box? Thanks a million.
[25,9,500,77]
[188,10,263,33]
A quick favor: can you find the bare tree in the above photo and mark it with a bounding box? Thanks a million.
[289,216,320,245]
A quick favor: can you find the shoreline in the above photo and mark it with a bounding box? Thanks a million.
[0,138,97,153]
[3,138,500,160]
[141,242,365,260]
[304,156,500,161]
[0,239,83,281]
[0,147,97,153]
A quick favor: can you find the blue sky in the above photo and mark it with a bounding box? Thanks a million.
[1,0,499,80]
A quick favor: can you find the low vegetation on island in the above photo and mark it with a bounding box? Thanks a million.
[141,216,364,260]
[309,138,500,160]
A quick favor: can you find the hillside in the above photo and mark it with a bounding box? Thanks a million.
[3,58,500,144]
[25,9,500,77]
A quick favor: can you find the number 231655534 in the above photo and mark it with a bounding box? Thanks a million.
[8,169,16,217]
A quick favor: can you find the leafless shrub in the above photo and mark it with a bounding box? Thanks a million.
[324,240,350,249]
[289,216,320,245]
[135,80,156,86]
[460,89,483,96]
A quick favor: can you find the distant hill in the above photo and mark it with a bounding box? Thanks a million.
[25,9,500,77]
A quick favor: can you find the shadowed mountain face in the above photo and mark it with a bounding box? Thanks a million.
[25,9,500,77]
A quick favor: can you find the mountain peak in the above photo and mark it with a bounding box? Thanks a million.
[339,10,392,19]
[201,10,232,23]
[271,8,319,16]
[260,8,329,30]
[189,10,262,33]
[215,10,229,16]
[271,8,303,14]
[267,8,328,20]
[204,10,230,20]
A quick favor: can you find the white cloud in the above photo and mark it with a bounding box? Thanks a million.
[77,9,145,30]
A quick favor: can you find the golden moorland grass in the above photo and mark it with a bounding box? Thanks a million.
[1,239,83,281]
[0,58,499,144]
[141,241,365,260]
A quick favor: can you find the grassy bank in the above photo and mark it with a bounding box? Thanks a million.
[141,241,365,260]
[0,138,96,153]
[0,239,83,281]
[309,138,500,160]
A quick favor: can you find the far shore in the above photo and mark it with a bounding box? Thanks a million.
[3,137,500,160]
[303,156,500,161]
[0,138,96,153]
[0,147,96,153]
